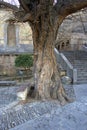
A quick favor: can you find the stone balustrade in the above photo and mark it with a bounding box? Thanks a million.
[54,48,77,84]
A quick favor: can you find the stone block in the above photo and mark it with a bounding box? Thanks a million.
[61,76,72,85]
[17,83,30,100]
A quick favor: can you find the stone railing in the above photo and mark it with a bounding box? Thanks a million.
[54,48,77,84]
[82,45,87,52]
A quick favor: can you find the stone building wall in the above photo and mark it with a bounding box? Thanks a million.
[0,9,33,49]
[56,10,87,51]
[0,9,33,76]
[0,9,87,75]
[0,54,16,76]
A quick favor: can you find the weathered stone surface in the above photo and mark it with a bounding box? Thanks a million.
[0,81,16,86]
[0,86,18,109]
[0,83,75,130]
[10,84,87,130]
[0,84,87,130]
[56,10,87,51]
[17,86,28,100]
[0,100,60,130]
[61,76,72,84]
[0,44,33,76]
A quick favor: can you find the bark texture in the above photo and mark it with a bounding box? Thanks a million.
[0,0,87,104]
[31,13,70,104]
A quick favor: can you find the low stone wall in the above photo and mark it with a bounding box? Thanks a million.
[0,54,17,76]
[54,48,77,84]
[0,43,33,76]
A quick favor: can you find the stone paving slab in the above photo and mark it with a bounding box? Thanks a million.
[0,84,86,130]
[10,84,87,130]
[63,84,76,100]
[10,101,87,130]
[0,83,75,130]
[0,86,18,109]
[74,84,87,101]
[0,101,60,130]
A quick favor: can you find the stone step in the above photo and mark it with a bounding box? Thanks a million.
[77,74,87,76]
[73,67,86,70]
[77,73,87,76]
[75,66,87,67]
[61,51,87,84]
[78,71,87,74]
[77,69,87,71]
[77,80,87,84]
[77,70,87,72]
[77,73,87,75]
[75,67,87,68]
[77,77,87,80]
[0,81,16,86]
[73,63,87,65]
[78,76,87,78]
[76,62,86,64]
[75,65,87,67]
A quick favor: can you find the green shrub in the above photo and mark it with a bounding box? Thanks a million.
[15,54,33,70]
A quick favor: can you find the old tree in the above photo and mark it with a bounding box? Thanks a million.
[0,0,87,104]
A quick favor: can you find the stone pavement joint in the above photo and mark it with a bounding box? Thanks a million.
[0,84,87,130]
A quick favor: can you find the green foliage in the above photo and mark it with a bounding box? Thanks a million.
[15,54,33,69]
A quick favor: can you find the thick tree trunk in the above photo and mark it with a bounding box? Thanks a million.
[31,21,70,105]
[1,0,87,106]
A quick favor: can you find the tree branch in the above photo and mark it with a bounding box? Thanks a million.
[0,1,19,11]
[18,0,29,12]
[55,0,87,17]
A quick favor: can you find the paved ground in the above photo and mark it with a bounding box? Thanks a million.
[0,84,75,109]
[0,84,87,130]
[0,86,18,109]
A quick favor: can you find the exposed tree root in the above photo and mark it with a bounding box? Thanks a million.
[25,83,73,106]
[57,85,73,105]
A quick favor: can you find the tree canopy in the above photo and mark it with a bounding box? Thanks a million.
[0,0,87,23]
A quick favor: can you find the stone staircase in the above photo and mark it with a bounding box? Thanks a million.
[62,51,87,84]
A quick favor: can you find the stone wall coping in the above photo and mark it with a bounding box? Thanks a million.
[60,53,73,69]
[0,52,33,55]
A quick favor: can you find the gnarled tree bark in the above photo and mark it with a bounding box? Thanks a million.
[0,0,87,104]
[31,15,70,104]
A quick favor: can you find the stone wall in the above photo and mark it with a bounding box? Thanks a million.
[0,9,33,49]
[0,47,33,76]
[56,10,87,51]
[0,9,33,76]
[0,9,87,75]
[0,54,17,76]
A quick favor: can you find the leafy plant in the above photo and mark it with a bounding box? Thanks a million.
[15,54,33,73]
